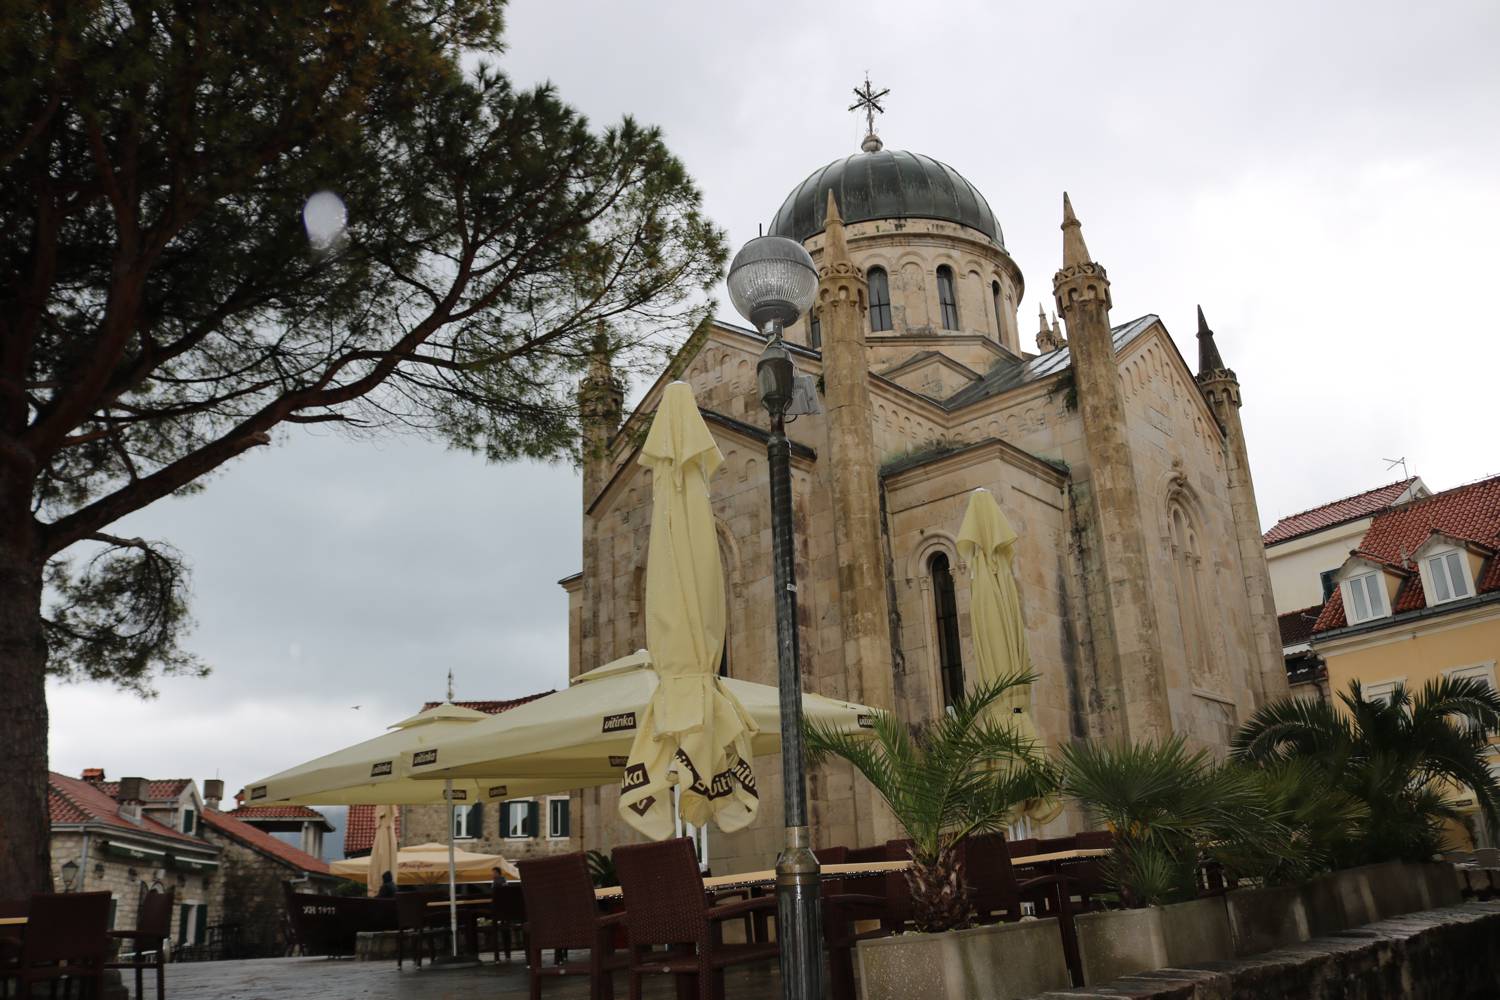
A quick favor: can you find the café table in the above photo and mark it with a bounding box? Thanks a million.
[591,847,1111,901]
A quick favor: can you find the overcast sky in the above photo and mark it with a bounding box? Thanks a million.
[48,0,1500,804]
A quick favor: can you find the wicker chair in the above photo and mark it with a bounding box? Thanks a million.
[1005,837,1040,859]
[482,882,527,963]
[394,892,446,969]
[12,892,112,999]
[515,853,626,1000]
[818,846,890,1000]
[612,838,778,1000]
[960,834,1082,985]
[105,888,173,1000]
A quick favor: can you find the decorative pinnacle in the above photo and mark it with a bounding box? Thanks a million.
[823,190,851,266]
[1038,302,1049,333]
[1061,192,1091,267]
[1196,304,1227,375]
[849,73,889,153]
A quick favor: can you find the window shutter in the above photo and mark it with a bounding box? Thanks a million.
[526,801,540,838]
[195,904,208,944]
[470,803,484,838]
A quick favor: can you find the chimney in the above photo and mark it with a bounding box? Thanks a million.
[203,779,224,811]
[116,776,146,823]
[81,768,105,784]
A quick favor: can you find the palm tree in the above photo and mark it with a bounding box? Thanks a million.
[1233,676,1500,864]
[804,674,1054,933]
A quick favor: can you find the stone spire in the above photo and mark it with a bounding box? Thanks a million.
[1037,302,1065,353]
[1196,305,1229,376]
[1052,193,1170,743]
[1192,308,1287,705]
[817,189,898,845]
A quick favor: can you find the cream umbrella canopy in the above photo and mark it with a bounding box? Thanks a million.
[404,653,875,804]
[333,843,520,884]
[365,804,399,897]
[616,382,759,839]
[956,487,1062,824]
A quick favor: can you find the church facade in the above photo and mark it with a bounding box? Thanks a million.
[561,137,1287,872]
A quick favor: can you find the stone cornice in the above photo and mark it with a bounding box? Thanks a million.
[881,436,1069,497]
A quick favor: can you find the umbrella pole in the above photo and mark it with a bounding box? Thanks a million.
[446,779,458,958]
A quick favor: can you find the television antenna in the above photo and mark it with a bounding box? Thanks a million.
[1382,456,1408,480]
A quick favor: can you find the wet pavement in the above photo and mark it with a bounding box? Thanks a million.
[167,954,782,999]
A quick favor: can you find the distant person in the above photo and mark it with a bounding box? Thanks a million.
[377,870,396,898]
[491,865,507,886]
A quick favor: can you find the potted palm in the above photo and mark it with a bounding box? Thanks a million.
[805,674,1067,1000]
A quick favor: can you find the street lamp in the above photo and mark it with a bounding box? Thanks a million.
[726,235,823,1000]
[59,858,79,892]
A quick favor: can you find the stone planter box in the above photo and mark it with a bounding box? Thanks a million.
[856,918,1071,1000]
[1074,907,1167,985]
[1157,895,1232,967]
[1225,883,1309,956]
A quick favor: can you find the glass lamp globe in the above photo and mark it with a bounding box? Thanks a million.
[727,236,818,332]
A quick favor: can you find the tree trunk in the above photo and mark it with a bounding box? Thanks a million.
[0,512,51,895]
[905,846,974,933]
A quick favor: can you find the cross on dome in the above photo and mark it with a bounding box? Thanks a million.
[849,73,890,152]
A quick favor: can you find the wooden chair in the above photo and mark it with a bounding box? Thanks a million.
[483,882,527,963]
[13,892,112,999]
[961,833,1083,986]
[1005,837,1040,859]
[105,888,173,1000]
[516,853,626,1000]
[612,838,778,1000]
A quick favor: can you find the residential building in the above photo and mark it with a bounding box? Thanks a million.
[1298,475,1500,846]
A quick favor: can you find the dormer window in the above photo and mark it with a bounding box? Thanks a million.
[1343,570,1388,624]
[1422,548,1472,604]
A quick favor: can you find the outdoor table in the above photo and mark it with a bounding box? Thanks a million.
[0,918,25,926]
[591,848,1111,901]
[424,897,492,958]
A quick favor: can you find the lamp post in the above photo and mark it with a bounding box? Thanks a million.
[726,235,823,1000]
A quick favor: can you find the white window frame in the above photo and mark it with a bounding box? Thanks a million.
[1362,678,1405,706]
[1444,661,1498,694]
[452,802,480,840]
[546,796,570,840]
[1342,570,1389,624]
[502,799,535,840]
[1418,545,1475,606]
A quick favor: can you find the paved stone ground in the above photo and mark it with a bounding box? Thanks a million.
[167,955,781,999]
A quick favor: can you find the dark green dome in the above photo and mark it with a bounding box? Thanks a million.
[768,149,1004,249]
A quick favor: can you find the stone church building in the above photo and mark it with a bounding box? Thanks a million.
[562,135,1288,872]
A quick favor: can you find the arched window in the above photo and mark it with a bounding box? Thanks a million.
[868,267,892,332]
[930,552,964,711]
[937,266,960,329]
[1168,502,1213,685]
[807,308,821,349]
[991,280,1004,336]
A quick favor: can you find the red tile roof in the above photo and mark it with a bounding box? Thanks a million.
[1278,606,1324,647]
[343,804,400,857]
[1264,478,1420,546]
[200,809,331,875]
[48,772,207,847]
[96,778,193,802]
[346,692,553,856]
[418,693,554,715]
[230,804,331,824]
[1313,475,1500,632]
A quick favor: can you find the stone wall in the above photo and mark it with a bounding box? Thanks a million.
[1030,901,1500,1000]
[399,801,578,866]
[50,831,219,943]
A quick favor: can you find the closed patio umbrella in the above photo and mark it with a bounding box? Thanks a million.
[956,487,1062,824]
[366,804,399,897]
[617,381,758,839]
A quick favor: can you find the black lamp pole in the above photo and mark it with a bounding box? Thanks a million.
[758,329,823,1000]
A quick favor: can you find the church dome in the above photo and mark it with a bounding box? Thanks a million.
[768,148,1004,249]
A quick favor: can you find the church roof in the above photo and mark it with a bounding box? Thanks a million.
[942,314,1158,408]
[768,149,1004,248]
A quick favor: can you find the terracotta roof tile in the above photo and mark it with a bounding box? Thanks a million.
[418,693,554,715]
[47,773,208,847]
[1278,605,1324,646]
[97,779,193,802]
[1264,478,1419,546]
[230,804,329,821]
[200,809,331,875]
[1312,475,1500,633]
